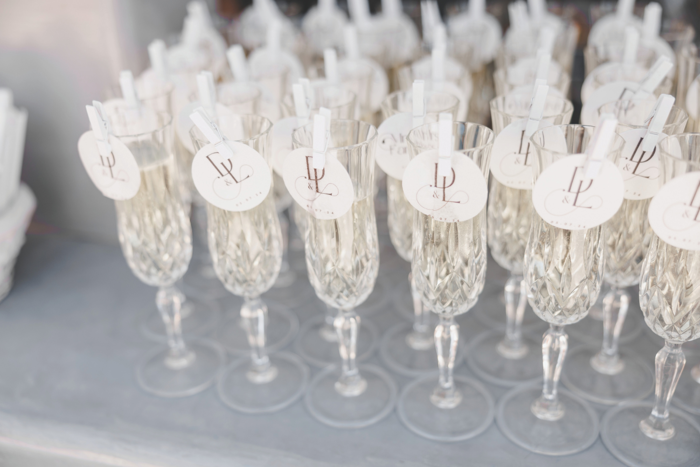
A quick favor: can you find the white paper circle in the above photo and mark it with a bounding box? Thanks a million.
[402,151,488,223]
[532,154,624,230]
[77,131,141,201]
[375,112,413,180]
[580,81,655,126]
[648,171,700,251]
[685,76,700,120]
[282,148,354,220]
[580,62,648,104]
[191,141,272,212]
[618,128,668,200]
[490,119,552,190]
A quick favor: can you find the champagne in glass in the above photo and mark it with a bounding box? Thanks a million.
[563,98,688,405]
[378,89,461,377]
[469,92,573,387]
[190,113,309,413]
[497,124,625,455]
[600,133,700,467]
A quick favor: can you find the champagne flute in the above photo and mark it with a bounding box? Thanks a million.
[106,108,225,397]
[468,93,573,388]
[674,44,700,131]
[497,124,624,455]
[376,89,460,377]
[293,119,397,428]
[563,99,688,405]
[190,114,309,413]
[397,121,496,442]
[601,134,700,467]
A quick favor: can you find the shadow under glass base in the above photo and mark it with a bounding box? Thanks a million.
[472,283,548,334]
[397,375,495,442]
[141,297,221,342]
[305,364,397,429]
[562,345,654,405]
[215,300,299,355]
[496,383,599,456]
[567,308,644,346]
[218,352,309,414]
[467,329,542,387]
[136,339,225,398]
[601,401,700,467]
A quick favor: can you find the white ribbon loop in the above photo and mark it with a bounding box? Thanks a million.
[535,50,551,84]
[119,70,140,111]
[196,71,217,117]
[622,26,640,66]
[583,113,618,180]
[324,48,339,84]
[148,40,169,82]
[642,94,674,152]
[86,104,112,158]
[312,113,328,170]
[300,78,314,109]
[634,56,673,99]
[643,2,662,41]
[292,83,309,126]
[412,80,426,129]
[189,107,234,160]
[538,27,556,55]
[227,45,249,83]
[344,25,361,60]
[437,113,452,177]
[526,84,549,138]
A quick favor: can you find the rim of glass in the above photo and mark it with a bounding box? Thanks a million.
[292,118,377,151]
[658,133,700,171]
[282,84,356,110]
[597,101,689,130]
[111,111,173,138]
[406,121,495,151]
[382,89,460,110]
[490,94,574,120]
[216,81,262,99]
[529,123,625,157]
[109,80,175,103]
[189,113,272,144]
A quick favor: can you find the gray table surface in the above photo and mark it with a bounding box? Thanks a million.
[0,232,686,467]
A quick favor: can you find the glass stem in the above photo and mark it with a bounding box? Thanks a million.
[497,273,528,359]
[591,286,629,375]
[640,341,685,441]
[319,304,338,342]
[406,273,433,350]
[334,309,367,397]
[157,285,194,370]
[241,297,278,384]
[531,324,567,421]
[431,315,462,409]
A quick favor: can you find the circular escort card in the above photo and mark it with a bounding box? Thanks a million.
[77,131,141,200]
[648,171,700,251]
[490,119,552,190]
[375,112,413,180]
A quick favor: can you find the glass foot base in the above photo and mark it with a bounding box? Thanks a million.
[568,308,643,346]
[356,279,391,317]
[379,322,457,377]
[179,265,230,300]
[262,275,314,308]
[601,401,700,467]
[472,283,548,334]
[562,345,654,405]
[673,355,700,416]
[467,330,542,387]
[305,364,397,429]
[397,375,495,442]
[496,383,599,455]
[218,352,309,414]
[216,301,299,355]
[293,315,378,368]
[141,297,221,342]
[136,339,225,398]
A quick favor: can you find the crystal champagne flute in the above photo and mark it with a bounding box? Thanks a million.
[601,133,700,467]
[376,89,460,377]
[293,119,398,428]
[497,124,624,455]
[563,99,688,405]
[104,107,225,397]
[468,92,573,388]
[190,114,309,413]
[397,120,496,442]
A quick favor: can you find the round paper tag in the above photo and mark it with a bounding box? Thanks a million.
[580,63,648,104]
[648,171,700,251]
[580,81,656,126]
[402,151,488,223]
[176,101,234,154]
[271,117,305,176]
[618,128,667,200]
[685,75,700,120]
[77,131,141,200]
[191,141,272,212]
[282,148,354,220]
[532,154,624,230]
[490,119,552,190]
[375,112,413,180]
